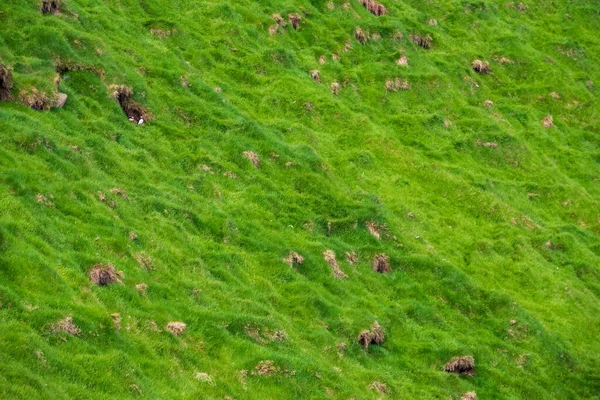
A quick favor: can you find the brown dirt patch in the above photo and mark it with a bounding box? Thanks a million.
[165,321,186,336]
[19,89,50,110]
[372,254,391,273]
[41,0,61,15]
[0,63,13,101]
[323,250,348,279]
[88,264,123,286]
[444,356,475,374]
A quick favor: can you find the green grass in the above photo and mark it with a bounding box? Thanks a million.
[0,0,599,398]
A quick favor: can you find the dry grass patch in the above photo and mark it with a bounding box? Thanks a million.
[310,69,321,83]
[331,82,340,95]
[88,263,123,286]
[111,313,121,331]
[358,321,385,349]
[323,250,348,279]
[397,54,408,66]
[476,139,498,149]
[444,356,475,374]
[0,63,13,101]
[461,392,477,400]
[471,60,491,74]
[354,27,368,44]
[288,13,302,30]
[252,360,278,376]
[41,0,61,15]
[541,115,554,128]
[50,317,80,335]
[346,251,358,264]
[385,78,410,92]
[195,372,216,386]
[410,34,432,49]
[284,251,304,268]
[243,151,261,168]
[373,254,391,273]
[483,100,494,108]
[369,381,389,394]
[19,88,50,110]
[134,252,153,270]
[165,321,186,336]
[358,0,388,16]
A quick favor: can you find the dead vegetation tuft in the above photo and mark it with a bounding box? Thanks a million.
[195,372,216,386]
[444,356,475,374]
[50,316,80,335]
[369,381,389,394]
[397,54,408,66]
[0,63,13,101]
[41,0,61,15]
[461,392,477,400]
[88,264,123,286]
[331,82,340,95]
[366,220,386,239]
[323,250,348,279]
[359,0,388,16]
[541,115,554,128]
[165,321,186,336]
[310,69,321,83]
[410,34,433,49]
[288,13,302,30]
[243,151,261,168]
[483,100,494,108]
[385,78,410,92]
[346,251,358,264]
[135,282,148,296]
[111,313,121,331]
[19,89,50,111]
[471,60,491,74]
[135,252,153,270]
[372,254,391,273]
[245,325,287,344]
[252,360,278,376]
[476,139,498,149]
[358,321,385,349]
[284,251,304,268]
[354,27,369,44]
[109,85,147,123]
[550,91,560,99]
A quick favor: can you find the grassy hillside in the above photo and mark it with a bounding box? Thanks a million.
[1,0,599,398]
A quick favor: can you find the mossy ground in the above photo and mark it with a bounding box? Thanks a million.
[0,0,599,398]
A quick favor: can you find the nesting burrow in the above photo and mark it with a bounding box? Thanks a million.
[0,63,13,101]
[323,250,348,279]
[372,253,391,273]
[443,356,475,375]
[358,321,385,350]
[41,0,61,15]
[471,60,491,74]
[410,34,433,49]
[88,263,123,286]
[109,85,148,124]
[359,0,388,16]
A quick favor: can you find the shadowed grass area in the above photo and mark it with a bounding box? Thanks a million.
[0,0,599,398]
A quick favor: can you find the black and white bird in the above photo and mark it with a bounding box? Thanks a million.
[138,118,145,125]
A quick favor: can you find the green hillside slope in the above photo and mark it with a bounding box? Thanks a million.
[1,0,599,398]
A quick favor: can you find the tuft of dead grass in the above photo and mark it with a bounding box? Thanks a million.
[354,27,368,44]
[135,282,148,296]
[323,250,348,279]
[195,372,216,386]
[243,151,261,168]
[346,251,358,264]
[358,321,385,349]
[310,70,321,83]
[410,34,432,49]
[358,0,388,16]
[369,381,389,394]
[541,115,554,128]
[252,360,278,376]
[111,313,121,331]
[444,356,475,374]
[284,251,304,268]
[372,254,391,273]
[483,100,494,108]
[19,88,50,111]
[476,139,498,149]
[41,0,61,15]
[165,321,186,336]
[288,13,302,30]
[385,78,410,92]
[471,60,491,74]
[462,391,477,400]
[397,54,408,66]
[88,264,123,286]
[0,63,13,101]
[331,82,340,95]
[134,252,153,270]
[50,316,80,335]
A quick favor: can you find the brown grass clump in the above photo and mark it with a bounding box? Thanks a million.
[410,34,433,49]
[483,100,494,108]
[392,31,403,41]
[288,13,302,30]
[366,220,385,239]
[109,84,147,123]
[550,91,560,99]
[471,60,491,74]
[135,283,148,296]
[134,252,153,270]
[359,0,388,16]
[51,317,80,335]
[19,88,50,110]
[397,54,408,66]
[369,381,389,394]
[444,356,475,374]
[462,391,477,400]
[541,115,554,128]
[354,27,368,44]
[385,78,410,92]
[0,63,13,101]
[88,264,123,286]
[331,82,340,95]
[111,313,121,331]
[284,251,304,268]
[165,321,186,336]
[310,70,321,83]
[323,250,348,279]
[41,0,61,15]
[358,321,385,349]
[243,151,261,168]
[372,254,391,273]
[428,18,438,26]
[346,251,358,264]
[476,139,498,149]
[252,360,278,376]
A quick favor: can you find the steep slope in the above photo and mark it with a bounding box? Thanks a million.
[0,0,599,398]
